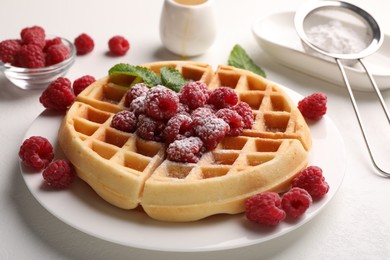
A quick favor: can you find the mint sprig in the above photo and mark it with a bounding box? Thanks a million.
[160,67,188,92]
[108,63,161,87]
[108,63,187,92]
[228,44,266,78]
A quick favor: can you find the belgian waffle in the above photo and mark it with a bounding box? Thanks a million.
[58,61,311,222]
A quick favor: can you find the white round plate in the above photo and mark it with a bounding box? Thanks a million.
[19,86,346,252]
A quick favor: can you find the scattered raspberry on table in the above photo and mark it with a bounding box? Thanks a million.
[39,77,75,111]
[74,33,94,55]
[108,35,130,56]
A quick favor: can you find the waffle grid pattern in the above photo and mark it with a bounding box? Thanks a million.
[59,61,311,221]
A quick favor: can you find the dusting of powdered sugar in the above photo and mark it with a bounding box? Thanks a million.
[305,20,368,55]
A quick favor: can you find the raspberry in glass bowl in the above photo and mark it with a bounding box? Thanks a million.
[0,36,76,90]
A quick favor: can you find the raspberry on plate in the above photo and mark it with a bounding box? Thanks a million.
[208,87,238,109]
[179,81,210,110]
[245,192,286,226]
[111,110,137,133]
[298,92,327,121]
[19,136,54,170]
[0,39,21,64]
[74,33,94,55]
[13,44,45,68]
[108,35,130,56]
[292,166,329,198]
[144,85,179,120]
[166,136,203,163]
[39,77,75,111]
[216,108,244,136]
[281,187,312,218]
[73,75,96,96]
[42,160,76,189]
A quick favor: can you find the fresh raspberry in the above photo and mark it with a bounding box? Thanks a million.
[191,107,215,123]
[216,108,244,136]
[20,26,46,49]
[108,35,130,56]
[144,85,179,120]
[44,37,62,51]
[13,44,45,68]
[194,116,229,149]
[124,83,149,107]
[20,26,45,40]
[0,39,21,64]
[208,87,238,109]
[45,43,70,66]
[39,77,75,111]
[245,192,286,226]
[111,110,137,133]
[298,93,327,121]
[42,160,76,189]
[136,114,165,141]
[281,187,312,218]
[232,102,254,129]
[74,33,94,55]
[292,166,329,199]
[73,75,96,96]
[129,95,146,116]
[19,136,54,170]
[166,137,203,163]
[163,114,193,143]
[179,81,210,110]
[177,103,190,115]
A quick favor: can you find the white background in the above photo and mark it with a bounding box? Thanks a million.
[1,0,390,259]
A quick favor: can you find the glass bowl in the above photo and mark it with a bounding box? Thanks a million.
[0,36,76,90]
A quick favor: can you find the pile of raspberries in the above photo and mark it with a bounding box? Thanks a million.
[0,25,131,69]
[0,26,70,68]
[111,81,255,163]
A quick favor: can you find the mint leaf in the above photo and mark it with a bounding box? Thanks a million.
[108,63,188,92]
[228,44,266,78]
[108,63,161,87]
[160,67,187,92]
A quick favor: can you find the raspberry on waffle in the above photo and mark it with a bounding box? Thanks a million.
[58,61,311,222]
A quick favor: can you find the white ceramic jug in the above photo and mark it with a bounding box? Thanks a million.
[159,0,217,57]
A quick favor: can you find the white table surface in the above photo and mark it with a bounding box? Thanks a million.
[1,0,390,259]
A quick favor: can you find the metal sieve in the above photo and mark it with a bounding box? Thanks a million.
[295,0,390,177]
